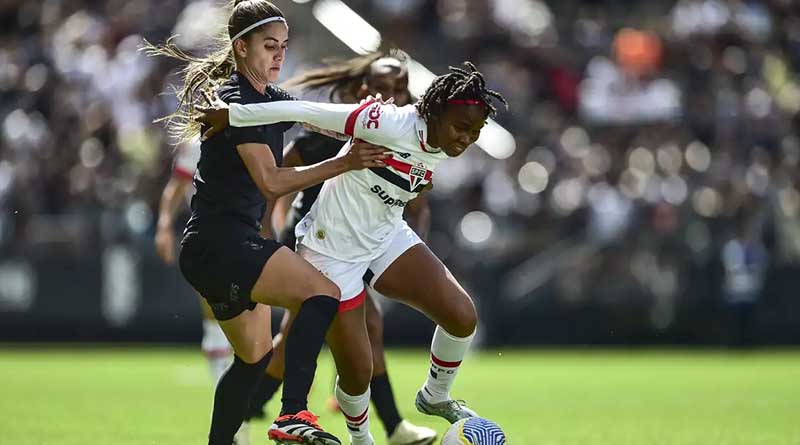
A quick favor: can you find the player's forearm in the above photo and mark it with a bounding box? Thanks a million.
[271,192,295,235]
[263,157,348,199]
[157,178,190,230]
[230,101,356,134]
[404,196,431,240]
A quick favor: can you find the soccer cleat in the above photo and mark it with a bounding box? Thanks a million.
[387,419,437,445]
[267,410,341,445]
[233,421,250,445]
[415,390,478,424]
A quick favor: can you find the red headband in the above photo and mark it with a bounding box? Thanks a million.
[447,99,485,106]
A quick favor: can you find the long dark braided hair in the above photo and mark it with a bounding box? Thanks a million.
[416,62,507,122]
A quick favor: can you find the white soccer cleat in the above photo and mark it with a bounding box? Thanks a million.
[387,419,437,445]
[415,390,478,424]
[233,421,250,445]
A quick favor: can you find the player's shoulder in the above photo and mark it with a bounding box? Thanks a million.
[371,103,418,131]
[265,84,296,102]
[216,75,244,104]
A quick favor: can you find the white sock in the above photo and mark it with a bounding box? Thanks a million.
[201,319,232,383]
[336,379,374,445]
[421,326,474,404]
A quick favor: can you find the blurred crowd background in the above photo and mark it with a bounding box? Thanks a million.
[2,0,800,346]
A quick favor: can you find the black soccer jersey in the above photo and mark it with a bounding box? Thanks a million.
[285,129,345,225]
[186,72,295,233]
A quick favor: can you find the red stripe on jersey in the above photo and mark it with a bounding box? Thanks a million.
[339,288,367,313]
[384,157,432,181]
[173,167,194,180]
[343,408,369,423]
[418,129,439,153]
[344,100,376,137]
[431,354,462,368]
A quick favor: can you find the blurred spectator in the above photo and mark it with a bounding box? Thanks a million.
[721,211,768,347]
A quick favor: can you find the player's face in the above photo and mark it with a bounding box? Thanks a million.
[240,22,289,83]
[434,104,487,157]
[359,72,410,105]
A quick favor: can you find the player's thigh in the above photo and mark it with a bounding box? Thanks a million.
[198,293,215,320]
[296,244,370,308]
[373,243,477,337]
[218,303,273,363]
[364,289,387,373]
[250,246,341,312]
[327,303,373,395]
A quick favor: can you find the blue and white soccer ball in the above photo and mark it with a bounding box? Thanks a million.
[441,417,506,445]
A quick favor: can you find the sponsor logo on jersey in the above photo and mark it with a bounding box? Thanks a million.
[370,184,407,207]
[397,152,411,159]
[362,103,382,130]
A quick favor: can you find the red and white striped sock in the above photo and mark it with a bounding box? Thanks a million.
[336,379,374,445]
[421,326,475,404]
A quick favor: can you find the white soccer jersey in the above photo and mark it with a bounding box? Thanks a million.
[230,100,449,261]
[173,137,201,180]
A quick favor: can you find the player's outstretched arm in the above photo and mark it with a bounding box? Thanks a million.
[196,94,398,145]
[237,140,389,201]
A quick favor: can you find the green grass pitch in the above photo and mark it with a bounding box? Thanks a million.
[1,347,798,444]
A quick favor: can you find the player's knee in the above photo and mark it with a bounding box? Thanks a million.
[447,297,478,338]
[339,360,373,394]
[237,343,273,365]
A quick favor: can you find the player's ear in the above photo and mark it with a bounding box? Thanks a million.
[233,39,247,58]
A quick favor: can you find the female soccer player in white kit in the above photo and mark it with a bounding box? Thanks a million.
[198,62,507,445]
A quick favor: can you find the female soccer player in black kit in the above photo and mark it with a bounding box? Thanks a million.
[146,1,390,444]
[245,51,437,445]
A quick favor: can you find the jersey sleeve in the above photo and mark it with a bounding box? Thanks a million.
[266,84,297,132]
[172,137,201,180]
[229,100,407,147]
[216,87,267,147]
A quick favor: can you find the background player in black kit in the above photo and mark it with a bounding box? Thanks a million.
[245,51,437,445]
[145,1,390,444]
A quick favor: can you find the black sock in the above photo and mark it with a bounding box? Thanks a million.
[245,373,283,420]
[280,295,339,415]
[208,350,272,445]
[370,372,403,436]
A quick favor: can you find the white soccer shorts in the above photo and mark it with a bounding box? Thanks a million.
[297,222,422,312]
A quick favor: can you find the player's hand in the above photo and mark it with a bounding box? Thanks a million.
[155,226,176,265]
[195,90,229,141]
[361,93,394,105]
[340,139,391,170]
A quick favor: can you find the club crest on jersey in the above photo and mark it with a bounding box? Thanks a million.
[409,163,428,190]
